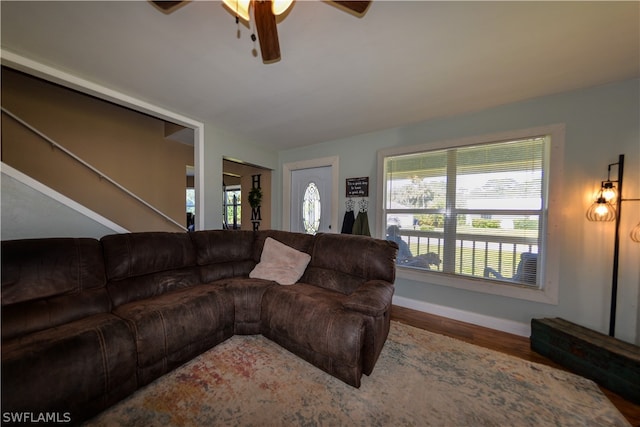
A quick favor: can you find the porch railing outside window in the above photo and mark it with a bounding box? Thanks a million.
[390,228,539,286]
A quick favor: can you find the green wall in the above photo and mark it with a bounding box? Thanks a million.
[274,79,640,344]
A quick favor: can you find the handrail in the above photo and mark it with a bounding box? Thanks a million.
[1,107,187,231]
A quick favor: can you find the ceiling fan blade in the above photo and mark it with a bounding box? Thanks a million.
[330,1,371,15]
[254,0,281,63]
[150,1,186,14]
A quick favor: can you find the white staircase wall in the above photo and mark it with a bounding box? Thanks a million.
[1,163,127,240]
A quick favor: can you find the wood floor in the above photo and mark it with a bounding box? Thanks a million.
[390,305,640,426]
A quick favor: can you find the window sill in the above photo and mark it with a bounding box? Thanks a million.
[396,266,559,305]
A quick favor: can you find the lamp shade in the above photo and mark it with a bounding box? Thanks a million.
[586,197,616,222]
[222,0,251,21]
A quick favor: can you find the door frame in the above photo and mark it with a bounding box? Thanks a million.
[283,156,339,233]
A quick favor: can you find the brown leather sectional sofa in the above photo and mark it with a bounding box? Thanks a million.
[1,229,397,425]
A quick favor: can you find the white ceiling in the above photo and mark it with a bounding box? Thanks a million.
[1,1,638,150]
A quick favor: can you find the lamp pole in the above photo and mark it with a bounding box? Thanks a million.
[609,154,624,337]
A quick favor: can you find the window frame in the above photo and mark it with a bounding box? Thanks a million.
[223,185,242,229]
[376,124,565,304]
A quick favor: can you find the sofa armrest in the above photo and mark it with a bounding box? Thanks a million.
[342,280,394,317]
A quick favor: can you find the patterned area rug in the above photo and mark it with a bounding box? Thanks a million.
[85,321,629,426]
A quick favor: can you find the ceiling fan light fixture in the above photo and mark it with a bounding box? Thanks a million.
[272,0,294,16]
[222,0,251,21]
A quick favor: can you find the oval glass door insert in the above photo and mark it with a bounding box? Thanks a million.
[302,182,321,234]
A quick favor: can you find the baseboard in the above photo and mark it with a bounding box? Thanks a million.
[392,295,531,337]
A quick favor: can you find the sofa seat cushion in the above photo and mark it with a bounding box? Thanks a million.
[275,282,346,306]
[260,284,366,387]
[213,277,276,335]
[198,260,256,284]
[1,313,137,423]
[107,267,201,308]
[112,285,234,384]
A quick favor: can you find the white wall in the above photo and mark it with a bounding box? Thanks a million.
[276,79,640,344]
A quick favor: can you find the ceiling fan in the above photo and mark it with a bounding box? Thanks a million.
[151,0,371,64]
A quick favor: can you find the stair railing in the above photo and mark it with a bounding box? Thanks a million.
[1,107,187,231]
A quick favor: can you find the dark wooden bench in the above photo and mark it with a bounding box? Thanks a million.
[531,317,639,404]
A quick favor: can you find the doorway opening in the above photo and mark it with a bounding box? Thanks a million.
[223,159,272,230]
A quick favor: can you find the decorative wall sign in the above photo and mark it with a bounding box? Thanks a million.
[250,174,262,231]
[346,177,369,197]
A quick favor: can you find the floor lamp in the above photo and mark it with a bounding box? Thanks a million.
[585,154,640,337]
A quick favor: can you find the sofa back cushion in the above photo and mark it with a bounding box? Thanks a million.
[102,232,200,307]
[1,238,110,340]
[102,232,196,280]
[190,230,256,282]
[304,233,398,295]
[253,230,315,262]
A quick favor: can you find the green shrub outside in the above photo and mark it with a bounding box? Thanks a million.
[471,219,500,229]
[513,219,539,230]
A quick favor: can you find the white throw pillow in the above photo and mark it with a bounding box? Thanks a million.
[249,237,311,285]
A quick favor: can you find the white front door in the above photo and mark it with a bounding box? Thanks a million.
[290,166,333,234]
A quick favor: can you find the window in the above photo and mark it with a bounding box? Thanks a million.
[186,188,196,215]
[302,182,321,234]
[186,188,196,231]
[378,125,564,303]
[223,186,241,229]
